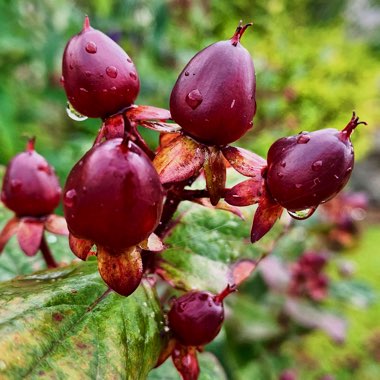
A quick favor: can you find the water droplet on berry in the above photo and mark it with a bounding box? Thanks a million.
[64,189,77,207]
[295,183,303,189]
[127,58,132,63]
[69,64,74,70]
[106,66,118,78]
[10,179,22,191]
[85,71,92,77]
[281,161,286,167]
[312,160,323,171]
[66,102,88,121]
[37,164,52,175]
[346,167,352,174]
[297,134,310,144]
[78,160,83,167]
[287,207,317,220]
[79,87,88,93]
[129,72,137,80]
[277,172,284,178]
[334,174,339,179]
[184,71,189,76]
[60,76,65,86]
[85,41,97,54]
[230,99,236,109]
[185,89,203,110]
[110,86,117,91]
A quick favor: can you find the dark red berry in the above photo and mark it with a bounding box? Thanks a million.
[63,138,164,250]
[62,16,140,119]
[266,113,366,214]
[168,285,235,347]
[170,22,256,146]
[1,139,61,217]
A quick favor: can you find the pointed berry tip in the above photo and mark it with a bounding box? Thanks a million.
[231,21,253,46]
[26,136,36,152]
[214,283,237,303]
[83,15,91,31]
[341,111,367,139]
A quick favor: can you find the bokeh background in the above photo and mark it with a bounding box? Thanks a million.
[0,0,380,379]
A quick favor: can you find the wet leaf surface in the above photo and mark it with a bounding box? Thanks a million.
[0,260,165,379]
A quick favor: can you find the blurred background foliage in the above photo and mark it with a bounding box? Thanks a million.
[0,0,380,379]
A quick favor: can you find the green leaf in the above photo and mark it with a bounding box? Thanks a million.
[0,261,166,379]
[159,203,266,293]
[147,351,227,380]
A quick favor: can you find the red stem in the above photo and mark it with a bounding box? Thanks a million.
[40,234,58,269]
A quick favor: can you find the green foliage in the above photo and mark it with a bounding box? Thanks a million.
[0,260,165,379]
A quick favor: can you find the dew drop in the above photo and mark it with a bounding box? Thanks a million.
[295,183,303,189]
[297,134,310,144]
[312,160,323,171]
[64,189,77,207]
[110,86,117,91]
[85,71,92,77]
[78,160,83,167]
[60,76,65,86]
[66,102,88,121]
[129,72,137,80]
[230,99,236,109]
[280,161,286,168]
[106,66,118,78]
[79,87,88,93]
[127,58,132,63]
[277,172,284,178]
[85,41,97,54]
[10,179,22,191]
[184,71,189,76]
[346,167,352,174]
[287,207,317,220]
[334,174,339,179]
[69,64,74,70]
[185,89,203,110]
[37,164,52,175]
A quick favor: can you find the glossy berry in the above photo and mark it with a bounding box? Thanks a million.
[170,22,256,146]
[266,113,366,213]
[168,285,235,347]
[1,139,61,217]
[64,138,163,250]
[62,16,140,119]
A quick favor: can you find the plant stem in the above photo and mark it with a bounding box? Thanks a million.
[40,233,58,268]
[87,287,113,312]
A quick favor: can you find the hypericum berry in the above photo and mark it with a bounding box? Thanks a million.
[170,22,256,146]
[1,139,61,217]
[168,285,235,347]
[63,138,163,250]
[62,16,140,119]
[266,113,366,215]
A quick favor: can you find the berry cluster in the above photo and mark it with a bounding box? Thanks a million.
[0,16,366,379]
[288,252,329,302]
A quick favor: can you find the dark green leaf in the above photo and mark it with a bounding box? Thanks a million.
[0,261,165,379]
[159,203,265,293]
